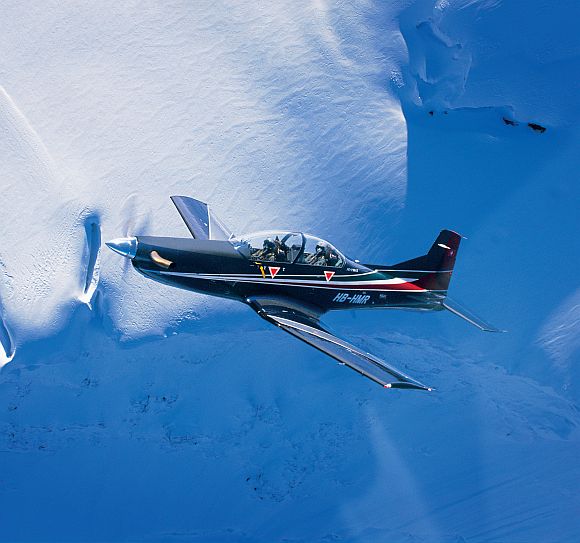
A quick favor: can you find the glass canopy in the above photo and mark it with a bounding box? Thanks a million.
[231,231,345,267]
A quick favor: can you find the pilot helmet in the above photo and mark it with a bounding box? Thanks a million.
[263,238,276,251]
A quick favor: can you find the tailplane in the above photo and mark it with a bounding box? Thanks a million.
[384,230,505,332]
[443,297,506,333]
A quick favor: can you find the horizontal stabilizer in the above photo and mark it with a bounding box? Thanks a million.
[443,297,505,333]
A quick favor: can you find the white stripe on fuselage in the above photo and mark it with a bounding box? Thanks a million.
[160,271,406,284]
[375,269,453,273]
[191,270,379,279]
[153,270,427,291]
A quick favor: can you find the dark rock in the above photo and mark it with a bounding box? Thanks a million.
[528,122,546,133]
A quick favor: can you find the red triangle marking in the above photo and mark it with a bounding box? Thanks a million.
[324,271,335,282]
[269,266,281,278]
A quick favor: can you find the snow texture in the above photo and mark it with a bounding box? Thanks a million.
[0,1,579,542]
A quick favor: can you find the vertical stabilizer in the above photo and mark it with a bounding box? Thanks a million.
[389,230,461,291]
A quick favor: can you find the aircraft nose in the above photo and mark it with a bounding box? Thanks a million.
[105,237,138,259]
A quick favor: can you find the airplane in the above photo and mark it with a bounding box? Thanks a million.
[106,196,503,391]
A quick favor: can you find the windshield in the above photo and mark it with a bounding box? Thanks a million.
[298,234,345,267]
[231,231,345,267]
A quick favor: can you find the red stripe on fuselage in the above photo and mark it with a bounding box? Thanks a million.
[222,277,425,291]
[271,280,425,291]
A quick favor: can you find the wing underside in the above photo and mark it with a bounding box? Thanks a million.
[171,195,232,240]
[247,297,432,391]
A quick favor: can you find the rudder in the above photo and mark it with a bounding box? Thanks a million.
[388,230,461,291]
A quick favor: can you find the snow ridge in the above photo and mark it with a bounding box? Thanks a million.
[0,299,14,365]
[0,86,89,350]
[78,214,102,306]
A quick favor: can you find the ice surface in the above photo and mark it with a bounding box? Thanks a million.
[0,0,408,344]
[1,1,579,542]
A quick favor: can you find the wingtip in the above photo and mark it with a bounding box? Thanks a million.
[384,382,433,391]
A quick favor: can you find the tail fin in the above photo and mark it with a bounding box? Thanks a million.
[389,230,461,291]
[385,231,505,332]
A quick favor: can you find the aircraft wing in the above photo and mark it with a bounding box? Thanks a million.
[170,196,232,240]
[247,297,432,391]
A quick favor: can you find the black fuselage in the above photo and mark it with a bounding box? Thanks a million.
[133,236,444,314]
[106,198,494,391]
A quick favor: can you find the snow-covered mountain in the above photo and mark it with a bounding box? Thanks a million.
[1,1,578,541]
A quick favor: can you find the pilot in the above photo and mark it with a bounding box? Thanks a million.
[273,236,288,262]
[259,238,276,260]
[326,247,340,267]
[308,242,328,266]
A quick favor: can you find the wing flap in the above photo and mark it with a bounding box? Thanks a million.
[248,297,432,391]
[171,196,232,240]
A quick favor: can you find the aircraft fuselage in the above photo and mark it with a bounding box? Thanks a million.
[106,196,501,391]
[132,236,444,314]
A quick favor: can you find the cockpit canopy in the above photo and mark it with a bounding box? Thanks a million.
[231,231,345,268]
